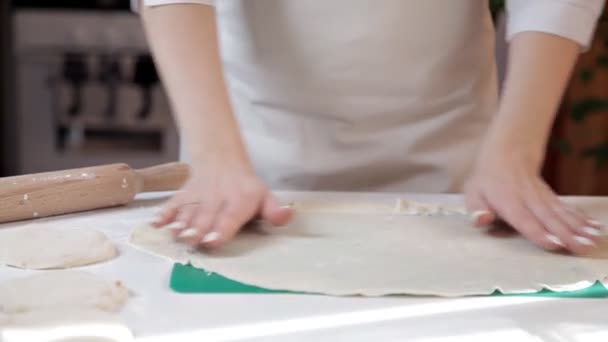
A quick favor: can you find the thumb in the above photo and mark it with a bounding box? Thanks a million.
[261,192,294,227]
[465,189,496,227]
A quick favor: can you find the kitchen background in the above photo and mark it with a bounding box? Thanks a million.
[0,1,607,195]
[0,0,179,178]
[1,0,11,177]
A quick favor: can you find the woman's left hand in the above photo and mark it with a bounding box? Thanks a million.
[464,139,603,255]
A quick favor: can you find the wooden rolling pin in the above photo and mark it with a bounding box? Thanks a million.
[0,162,190,224]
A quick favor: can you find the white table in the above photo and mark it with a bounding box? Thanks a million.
[1,192,607,342]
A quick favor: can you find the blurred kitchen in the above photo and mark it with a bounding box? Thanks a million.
[0,0,179,178]
[1,1,608,195]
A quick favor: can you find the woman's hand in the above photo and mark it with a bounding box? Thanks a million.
[464,139,603,255]
[465,31,605,255]
[142,5,292,248]
[151,157,293,248]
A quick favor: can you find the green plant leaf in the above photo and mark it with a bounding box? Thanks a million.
[597,55,608,67]
[489,0,504,20]
[548,138,572,155]
[582,143,608,169]
[580,69,594,84]
[570,98,608,123]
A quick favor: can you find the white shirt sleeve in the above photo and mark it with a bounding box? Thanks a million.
[130,0,213,13]
[506,0,605,49]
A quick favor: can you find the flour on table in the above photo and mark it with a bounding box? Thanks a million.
[129,199,608,297]
[0,308,133,342]
[291,198,466,216]
[0,225,117,269]
[0,271,129,314]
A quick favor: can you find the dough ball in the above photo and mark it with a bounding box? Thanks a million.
[0,271,129,314]
[0,225,117,269]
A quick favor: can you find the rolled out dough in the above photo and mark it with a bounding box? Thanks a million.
[130,209,608,297]
[0,225,117,269]
[0,271,129,314]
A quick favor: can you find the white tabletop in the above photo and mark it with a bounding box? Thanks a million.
[1,192,607,342]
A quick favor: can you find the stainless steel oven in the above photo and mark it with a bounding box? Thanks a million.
[9,0,179,175]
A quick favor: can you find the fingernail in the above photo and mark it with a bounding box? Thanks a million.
[201,232,220,243]
[588,219,604,227]
[150,216,163,225]
[469,210,490,222]
[280,202,294,210]
[546,234,565,247]
[178,228,198,238]
[582,226,602,237]
[574,236,595,246]
[165,221,187,230]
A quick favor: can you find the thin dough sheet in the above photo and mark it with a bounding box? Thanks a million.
[130,210,608,297]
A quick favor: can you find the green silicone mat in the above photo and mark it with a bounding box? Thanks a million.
[170,263,608,298]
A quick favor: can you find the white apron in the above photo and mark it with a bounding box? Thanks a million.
[181,0,498,192]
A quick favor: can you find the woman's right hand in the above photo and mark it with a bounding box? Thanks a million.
[151,157,293,248]
[142,4,292,247]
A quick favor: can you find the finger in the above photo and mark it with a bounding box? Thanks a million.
[564,213,602,246]
[491,193,563,251]
[200,199,258,248]
[172,203,200,238]
[526,186,597,255]
[177,201,222,244]
[560,200,605,233]
[525,197,589,254]
[261,193,294,227]
[464,188,496,227]
[582,216,605,230]
[151,205,178,228]
[189,207,217,242]
[151,197,184,227]
[545,197,601,250]
[151,190,194,227]
[555,204,602,241]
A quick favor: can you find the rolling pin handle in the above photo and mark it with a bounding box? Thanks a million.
[136,162,190,193]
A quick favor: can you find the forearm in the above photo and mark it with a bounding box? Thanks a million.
[486,31,580,166]
[141,4,248,165]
